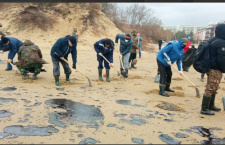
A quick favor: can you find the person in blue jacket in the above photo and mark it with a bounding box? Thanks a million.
[94,38,114,82]
[136,33,143,58]
[115,33,133,78]
[156,38,188,97]
[50,35,77,86]
[1,36,23,71]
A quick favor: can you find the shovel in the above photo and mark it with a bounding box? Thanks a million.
[9,62,19,74]
[100,54,125,81]
[54,52,92,87]
[119,55,126,77]
[170,64,200,98]
[0,59,4,64]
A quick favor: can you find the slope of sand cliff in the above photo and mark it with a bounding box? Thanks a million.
[0,3,225,144]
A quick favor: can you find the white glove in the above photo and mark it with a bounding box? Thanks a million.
[98,52,103,56]
[167,61,172,66]
[179,71,183,76]
[109,63,113,68]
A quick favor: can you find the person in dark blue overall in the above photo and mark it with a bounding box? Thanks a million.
[94,38,114,82]
[1,36,23,71]
[50,35,77,86]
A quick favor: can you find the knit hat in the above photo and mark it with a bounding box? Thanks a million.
[186,36,191,40]
[1,36,9,44]
[181,38,188,44]
[125,34,131,40]
[68,36,76,46]
[105,39,111,46]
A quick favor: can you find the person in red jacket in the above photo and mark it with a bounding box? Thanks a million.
[183,36,191,53]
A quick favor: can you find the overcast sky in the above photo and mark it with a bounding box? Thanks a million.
[118,3,225,26]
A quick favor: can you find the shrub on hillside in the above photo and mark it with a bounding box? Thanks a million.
[16,5,56,31]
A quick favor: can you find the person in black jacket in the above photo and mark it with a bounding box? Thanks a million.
[158,38,164,50]
[50,35,77,86]
[201,23,225,115]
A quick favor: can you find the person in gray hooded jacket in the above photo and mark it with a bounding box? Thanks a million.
[115,33,133,78]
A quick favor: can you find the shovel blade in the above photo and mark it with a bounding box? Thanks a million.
[222,96,225,110]
[0,59,4,64]
[86,77,92,87]
[195,87,200,98]
[154,75,160,83]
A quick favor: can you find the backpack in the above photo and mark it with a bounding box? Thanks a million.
[193,39,220,73]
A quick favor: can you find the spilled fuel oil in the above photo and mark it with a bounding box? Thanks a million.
[45,99,104,130]
[0,125,59,140]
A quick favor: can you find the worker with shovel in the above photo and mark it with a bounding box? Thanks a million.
[50,35,77,86]
[115,33,133,78]
[17,40,47,80]
[1,36,23,71]
[156,38,188,97]
[94,38,114,82]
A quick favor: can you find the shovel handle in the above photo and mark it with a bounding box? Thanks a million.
[100,54,118,72]
[119,55,125,70]
[54,52,87,77]
[170,65,196,87]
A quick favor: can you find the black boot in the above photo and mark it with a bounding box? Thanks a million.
[5,68,12,71]
[22,73,29,80]
[121,68,125,77]
[98,69,103,81]
[66,74,72,82]
[55,76,61,86]
[124,69,128,78]
[131,63,137,69]
[32,73,38,80]
[201,95,215,115]
[159,84,169,97]
[201,73,204,82]
[209,93,221,111]
[106,69,110,82]
[165,83,174,92]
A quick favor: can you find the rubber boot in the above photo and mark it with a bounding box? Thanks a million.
[32,73,38,80]
[66,74,72,82]
[98,69,103,81]
[201,73,204,82]
[201,95,215,115]
[165,83,175,92]
[125,69,128,78]
[159,84,169,97]
[131,63,137,69]
[5,68,12,71]
[121,68,125,77]
[209,93,221,111]
[22,73,29,80]
[55,76,61,86]
[106,69,110,82]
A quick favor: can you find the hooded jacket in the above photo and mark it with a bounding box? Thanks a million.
[17,40,47,67]
[94,38,114,63]
[157,39,185,71]
[115,34,133,56]
[209,23,225,72]
[50,35,77,64]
